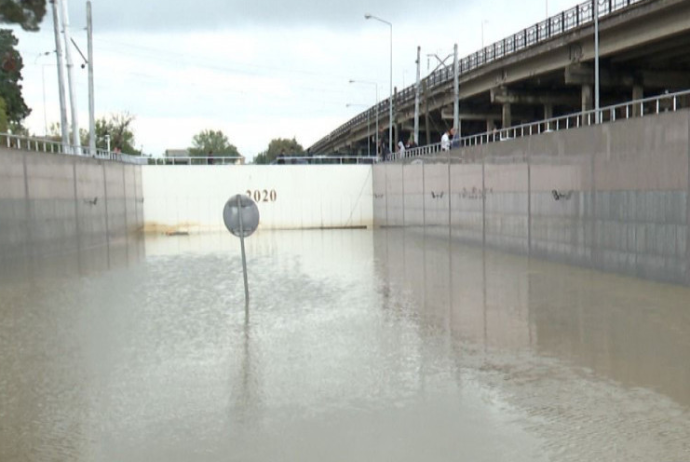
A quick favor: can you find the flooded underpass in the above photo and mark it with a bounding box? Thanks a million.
[1,229,689,461]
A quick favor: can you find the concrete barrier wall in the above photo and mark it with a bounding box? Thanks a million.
[374,110,690,286]
[0,150,143,262]
[141,165,373,232]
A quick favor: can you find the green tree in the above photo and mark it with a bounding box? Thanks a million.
[0,96,8,133]
[0,0,46,31]
[99,112,140,154]
[8,120,28,136]
[189,129,241,157]
[51,113,141,153]
[0,29,30,124]
[253,137,304,164]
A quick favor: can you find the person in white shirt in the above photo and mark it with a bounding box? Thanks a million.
[441,127,455,151]
[398,140,405,159]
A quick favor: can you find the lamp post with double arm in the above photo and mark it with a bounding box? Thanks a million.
[364,13,392,156]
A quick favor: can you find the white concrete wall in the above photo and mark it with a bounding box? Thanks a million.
[142,165,373,232]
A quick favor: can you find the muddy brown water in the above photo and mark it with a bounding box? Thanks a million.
[1,229,689,461]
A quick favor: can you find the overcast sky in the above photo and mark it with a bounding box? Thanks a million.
[12,0,579,160]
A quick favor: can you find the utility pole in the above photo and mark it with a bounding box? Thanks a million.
[453,43,459,137]
[414,46,420,145]
[51,0,69,150]
[423,80,430,145]
[594,0,600,123]
[60,0,81,152]
[87,1,96,155]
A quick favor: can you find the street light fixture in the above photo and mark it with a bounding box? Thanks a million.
[349,79,379,159]
[364,13,392,157]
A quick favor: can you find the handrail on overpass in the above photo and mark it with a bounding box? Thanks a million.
[396,88,690,160]
[312,0,646,150]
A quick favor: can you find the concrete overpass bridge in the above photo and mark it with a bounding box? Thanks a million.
[309,0,690,155]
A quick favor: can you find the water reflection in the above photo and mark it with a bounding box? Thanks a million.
[377,228,690,398]
[0,231,144,285]
[1,229,689,461]
[375,228,690,460]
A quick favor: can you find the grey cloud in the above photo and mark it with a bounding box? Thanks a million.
[60,0,446,32]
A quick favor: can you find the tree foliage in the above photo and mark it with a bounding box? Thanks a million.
[0,0,46,31]
[0,29,30,124]
[253,137,304,164]
[96,112,140,154]
[0,96,8,133]
[189,129,240,157]
[49,113,140,153]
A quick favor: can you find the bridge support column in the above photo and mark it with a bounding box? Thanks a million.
[502,103,512,129]
[633,84,644,116]
[581,84,593,123]
[544,103,553,130]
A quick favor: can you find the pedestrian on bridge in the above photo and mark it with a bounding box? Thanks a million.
[441,127,455,151]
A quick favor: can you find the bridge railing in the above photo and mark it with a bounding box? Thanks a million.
[0,132,148,164]
[398,88,690,160]
[148,156,244,165]
[312,0,645,150]
[148,156,379,165]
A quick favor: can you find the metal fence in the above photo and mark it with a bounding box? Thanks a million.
[398,89,690,160]
[312,0,646,149]
[0,133,148,164]
[148,156,244,165]
[149,155,379,165]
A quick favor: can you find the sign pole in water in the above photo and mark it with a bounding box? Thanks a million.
[237,195,250,306]
[223,194,260,313]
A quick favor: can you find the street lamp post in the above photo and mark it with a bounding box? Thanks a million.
[365,14,392,157]
[594,0,600,123]
[35,52,53,136]
[349,80,379,159]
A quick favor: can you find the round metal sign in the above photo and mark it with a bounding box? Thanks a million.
[223,194,260,238]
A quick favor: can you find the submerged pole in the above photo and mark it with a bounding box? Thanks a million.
[237,195,250,314]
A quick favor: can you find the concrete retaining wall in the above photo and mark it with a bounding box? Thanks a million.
[141,165,373,232]
[0,150,144,262]
[373,110,690,286]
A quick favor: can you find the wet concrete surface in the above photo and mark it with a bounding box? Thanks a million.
[1,229,689,461]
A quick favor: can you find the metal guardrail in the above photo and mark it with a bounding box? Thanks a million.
[1,133,148,164]
[312,0,646,149]
[149,155,379,165]
[270,155,379,165]
[0,133,378,166]
[148,156,244,165]
[397,89,690,160]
